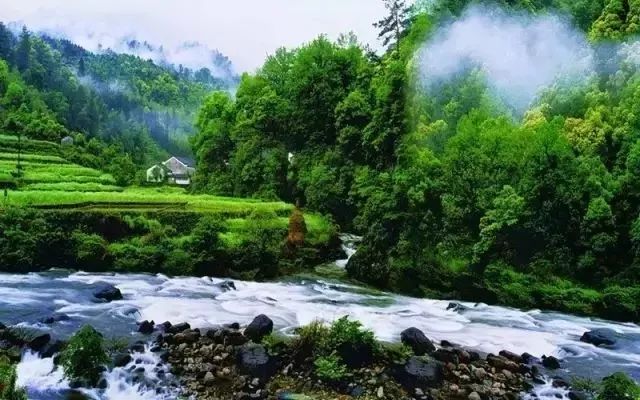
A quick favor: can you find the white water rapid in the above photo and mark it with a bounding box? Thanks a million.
[0,242,637,399]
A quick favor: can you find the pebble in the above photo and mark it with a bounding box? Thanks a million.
[469,392,481,400]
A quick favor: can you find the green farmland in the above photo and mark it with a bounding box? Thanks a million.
[0,135,337,277]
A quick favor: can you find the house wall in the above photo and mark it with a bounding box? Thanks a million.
[146,165,166,183]
[163,157,190,176]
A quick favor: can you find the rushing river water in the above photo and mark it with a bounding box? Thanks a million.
[0,244,638,399]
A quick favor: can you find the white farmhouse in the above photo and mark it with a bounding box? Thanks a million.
[146,156,196,186]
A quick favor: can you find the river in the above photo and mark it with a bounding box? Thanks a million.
[1,244,638,399]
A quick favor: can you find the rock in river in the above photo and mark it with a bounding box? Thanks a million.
[401,327,435,355]
[93,284,123,302]
[28,333,51,352]
[138,320,155,335]
[244,314,273,342]
[580,328,618,347]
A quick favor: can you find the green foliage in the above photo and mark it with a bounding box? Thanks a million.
[0,356,27,400]
[294,320,330,359]
[71,231,108,269]
[313,354,348,382]
[262,333,292,355]
[571,376,601,396]
[59,325,109,386]
[322,316,377,359]
[597,372,640,400]
[381,342,414,363]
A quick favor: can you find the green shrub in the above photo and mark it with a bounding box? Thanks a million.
[163,248,194,276]
[323,316,377,367]
[0,356,27,400]
[597,372,640,400]
[600,286,640,322]
[571,376,600,396]
[190,215,225,274]
[72,231,108,269]
[314,354,348,382]
[381,342,414,363]
[294,320,330,359]
[109,240,163,272]
[262,333,292,355]
[59,325,109,386]
[483,263,537,308]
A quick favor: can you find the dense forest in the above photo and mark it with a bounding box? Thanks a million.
[0,23,235,184]
[191,0,640,321]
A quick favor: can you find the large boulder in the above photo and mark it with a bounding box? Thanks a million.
[446,302,468,312]
[113,353,132,367]
[244,314,273,342]
[168,322,190,334]
[138,320,155,335]
[236,344,276,379]
[400,327,435,356]
[580,328,618,347]
[40,314,70,324]
[28,333,51,352]
[41,340,65,358]
[542,355,561,370]
[216,280,236,292]
[395,356,444,389]
[93,284,123,302]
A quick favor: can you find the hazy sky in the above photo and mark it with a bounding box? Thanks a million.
[0,0,389,72]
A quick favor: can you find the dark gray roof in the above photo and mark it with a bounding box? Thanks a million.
[175,156,195,167]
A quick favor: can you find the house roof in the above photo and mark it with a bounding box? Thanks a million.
[173,156,195,167]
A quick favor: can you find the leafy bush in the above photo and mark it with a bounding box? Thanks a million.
[163,248,194,276]
[600,286,640,322]
[323,316,377,367]
[59,325,109,386]
[71,231,108,269]
[571,376,600,396]
[294,319,330,359]
[0,356,27,400]
[597,372,640,400]
[314,354,348,382]
[381,342,414,364]
[189,215,225,274]
[109,240,164,273]
[262,333,292,355]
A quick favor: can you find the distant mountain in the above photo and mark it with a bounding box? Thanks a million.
[0,22,236,171]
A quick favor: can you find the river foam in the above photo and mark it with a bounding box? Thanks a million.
[1,270,638,399]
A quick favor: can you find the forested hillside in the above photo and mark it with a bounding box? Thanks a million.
[0,23,236,184]
[192,0,640,321]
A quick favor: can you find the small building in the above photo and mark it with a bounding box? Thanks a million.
[61,136,74,146]
[146,156,196,186]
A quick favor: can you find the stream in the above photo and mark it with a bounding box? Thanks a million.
[1,238,639,399]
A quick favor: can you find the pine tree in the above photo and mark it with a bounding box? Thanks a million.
[373,0,413,51]
[0,23,14,64]
[15,27,31,72]
[78,57,86,76]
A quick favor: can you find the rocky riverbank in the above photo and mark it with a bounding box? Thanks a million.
[143,315,573,400]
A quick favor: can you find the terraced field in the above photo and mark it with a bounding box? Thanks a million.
[0,134,333,242]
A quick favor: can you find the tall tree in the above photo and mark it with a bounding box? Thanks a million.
[0,23,14,64]
[15,27,31,72]
[373,0,413,51]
